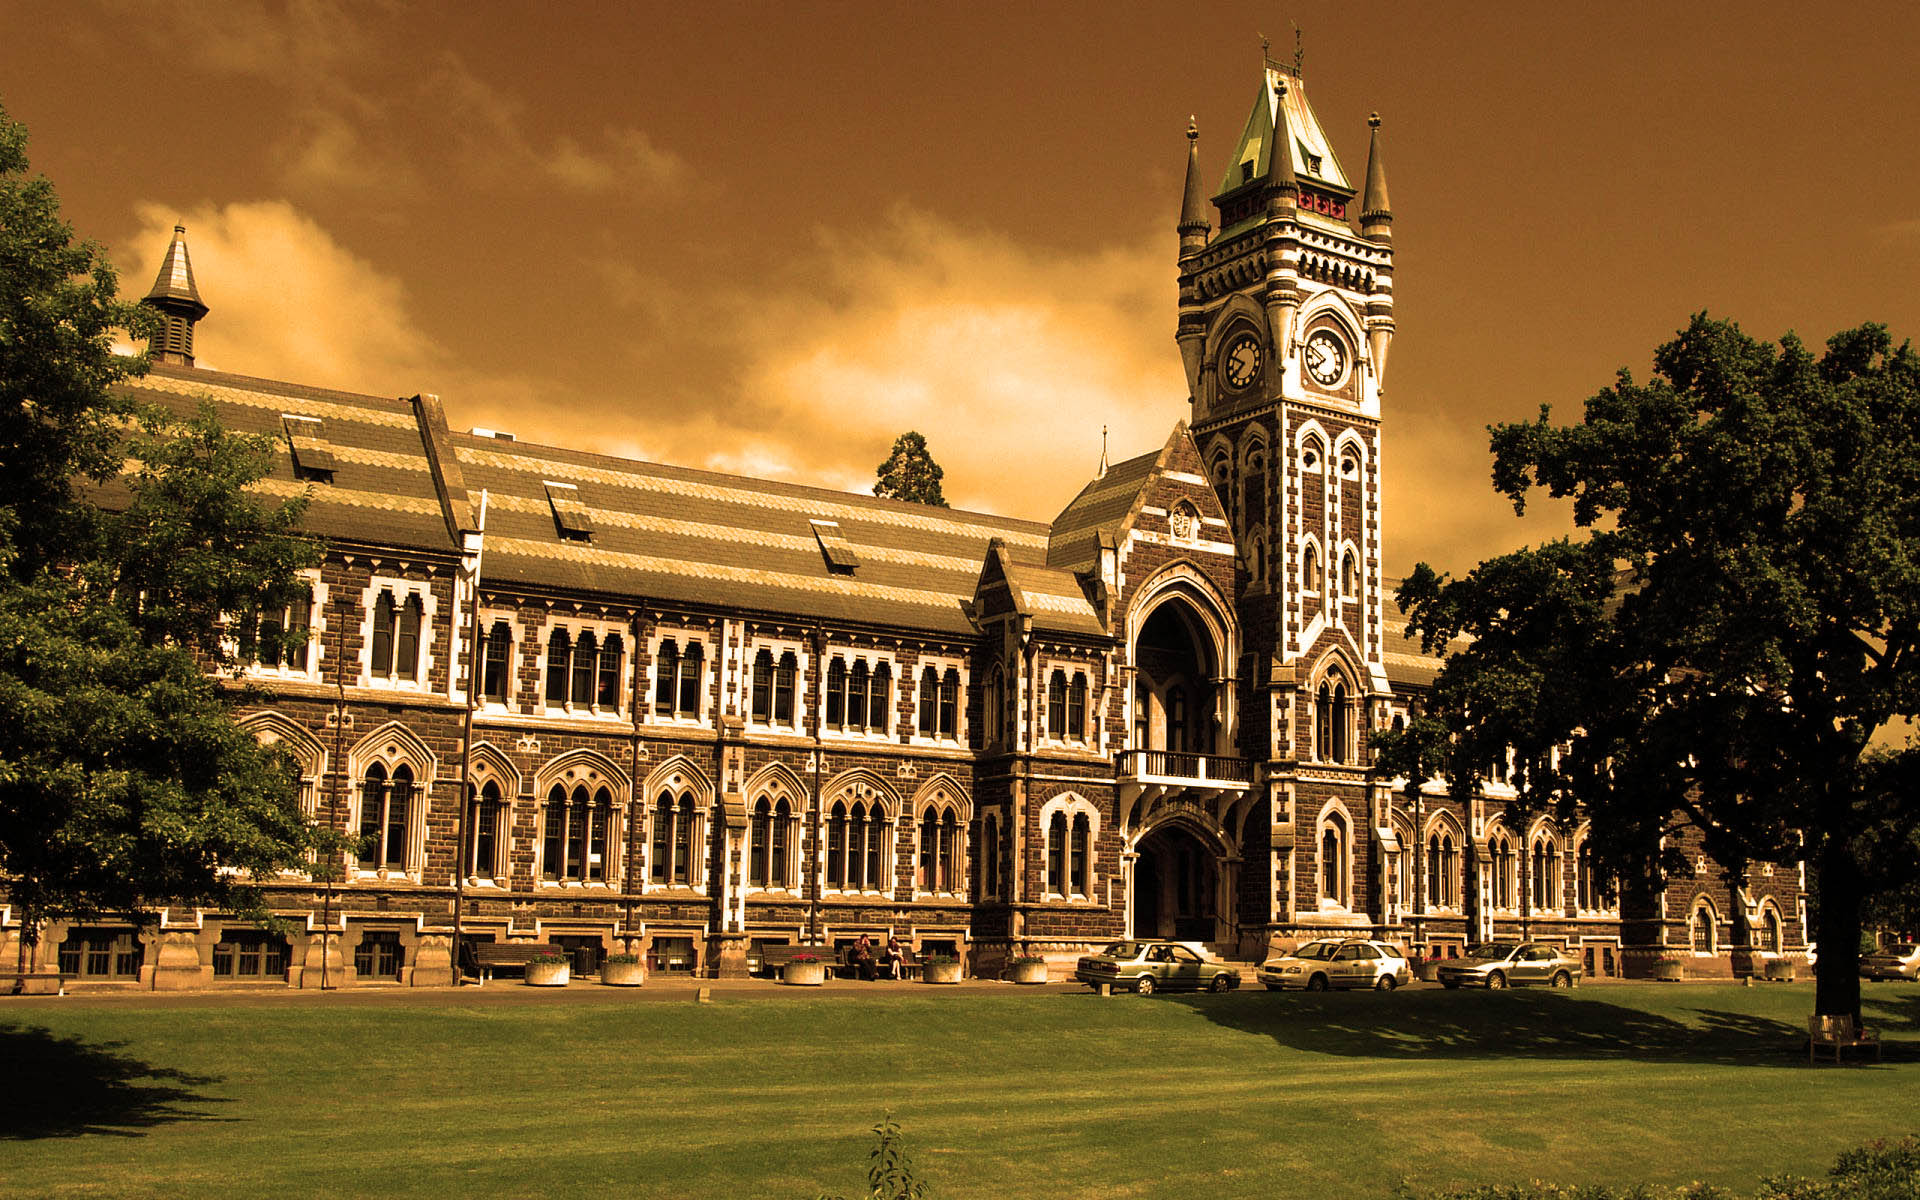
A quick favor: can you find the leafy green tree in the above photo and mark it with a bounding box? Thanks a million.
[1396,539,1621,937]
[874,432,949,507]
[0,99,335,983]
[1436,313,1920,1020]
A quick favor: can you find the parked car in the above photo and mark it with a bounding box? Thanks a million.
[1861,943,1920,981]
[1257,939,1412,991]
[1074,940,1242,994]
[1436,942,1581,989]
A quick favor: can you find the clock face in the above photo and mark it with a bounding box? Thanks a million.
[1222,334,1263,392]
[1305,330,1348,387]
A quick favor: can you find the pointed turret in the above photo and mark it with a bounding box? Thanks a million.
[1264,79,1299,215]
[1360,112,1391,241]
[1177,118,1210,256]
[141,225,208,367]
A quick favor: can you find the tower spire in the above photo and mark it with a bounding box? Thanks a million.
[1360,112,1391,238]
[142,224,208,367]
[1178,117,1209,255]
[1264,78,1299,214]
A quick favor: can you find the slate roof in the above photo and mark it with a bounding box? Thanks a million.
[1379,581,1450,691]
[1046,445,1163,574]
[121,365,1069,637]
[125,366,458,554]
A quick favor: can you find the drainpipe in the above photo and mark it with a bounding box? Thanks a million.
[452,491,487,985]
[808,624,826,946]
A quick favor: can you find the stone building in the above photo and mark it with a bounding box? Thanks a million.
[8,59,1804,988]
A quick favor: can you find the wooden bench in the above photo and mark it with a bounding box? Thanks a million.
[1809,1014,1882,1065]
[460,942,563,986]
[0,972,74,997]
[826,942,920,981]
[754,945,825,977]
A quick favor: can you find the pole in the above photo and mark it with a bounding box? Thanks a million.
[324,592,351,990]
[452,491,488,986]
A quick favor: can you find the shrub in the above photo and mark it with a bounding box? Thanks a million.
[1009,956,1046,966]
[528,951,569,966]
[815,1112,926,1200]
[604,953,640,965]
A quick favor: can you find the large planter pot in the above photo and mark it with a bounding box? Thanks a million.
[923,960,962,985]
[1416,960,1442,983]
[525,960,571,987]
[782,961,827,987]
[601,960,645,987]
[1763,958,1797,983]
[1652,956,1686,982]
[1006,960,1049,985]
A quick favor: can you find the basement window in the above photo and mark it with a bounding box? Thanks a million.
[545,481,595,542]
[281,415,337,481]
[811,520,859,574]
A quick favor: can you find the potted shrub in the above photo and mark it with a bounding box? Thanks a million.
[923,955,962,985]
[525,949,571,988]
[1006,955,1048,985]
[600,952,644,987]
[781,953,827,987]
[1652,950,1687,982]
[1414,954,1443,983]
[1763,955,1796,982]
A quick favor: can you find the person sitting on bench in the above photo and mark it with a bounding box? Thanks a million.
[852,934,877,981]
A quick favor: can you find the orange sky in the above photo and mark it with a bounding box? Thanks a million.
[5,2,1918,576]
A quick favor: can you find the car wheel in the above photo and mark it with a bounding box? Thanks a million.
[1487,971,1507,990]
[1136,975,1155,996]
[1306,973,1329,992]
[1209,973,1232,993]
[1375,974,1398,992]
[1550,971,1572,989]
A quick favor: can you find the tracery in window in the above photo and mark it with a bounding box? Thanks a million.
[654,638,706,719]
[751,647,800,726]
[369,589,424,681]
[825,654,891,734]
[917,666,961,738]
[542,783,613,883]
[358,762,413,871]
[650,790,698,886]
[748,796,796,888]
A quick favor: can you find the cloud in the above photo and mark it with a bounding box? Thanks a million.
[724,211,1186,519]
[116,3,684,201]
[114,200,549,422]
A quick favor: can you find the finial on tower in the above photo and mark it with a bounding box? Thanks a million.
[1265,78,1298,207]
[1361,111,1392,237]
[1097,425,1109,480]
[1292,23,1305,79]
[142,224,208,368]
[1178,116,1210,253]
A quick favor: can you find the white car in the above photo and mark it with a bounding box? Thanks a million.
[1862,943,1920,982]
[1258,939,1412,991]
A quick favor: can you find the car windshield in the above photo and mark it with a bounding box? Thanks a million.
[1891,945,1918,956]
[1098,942,1143,958]
[1290,941,1339,960]
[1466,943,1520,960]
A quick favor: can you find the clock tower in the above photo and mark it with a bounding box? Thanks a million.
[1175,57,1398,938]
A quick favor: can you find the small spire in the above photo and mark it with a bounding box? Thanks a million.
[1361,112,1392,236]
[1178,117,1209,253]
[1265,79,1298,207]
[1097,425,1109,480]
[141,224,208,367]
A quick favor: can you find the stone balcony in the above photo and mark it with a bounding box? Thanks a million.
[1113,749,1254,832]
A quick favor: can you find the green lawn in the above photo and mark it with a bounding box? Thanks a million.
[2,982,1915,1198]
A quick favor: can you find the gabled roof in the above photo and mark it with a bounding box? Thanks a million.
[971,539,1107,639]
[1047,422,1199,575]
[1215,64,1353,199]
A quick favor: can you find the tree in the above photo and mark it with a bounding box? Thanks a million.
[874,431,949,507]
[1395,539,1621,938]
[1420,313,1920,1020]
[0,100,335,983]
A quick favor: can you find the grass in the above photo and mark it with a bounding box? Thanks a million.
[1,981,1916,1199]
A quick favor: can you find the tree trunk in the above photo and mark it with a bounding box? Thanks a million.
[1813,832,1862,1021]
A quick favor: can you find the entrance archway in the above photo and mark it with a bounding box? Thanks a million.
[1132,823,1221,942]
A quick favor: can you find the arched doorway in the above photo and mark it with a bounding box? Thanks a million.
[1132,601,1218,755]
[1133,823,1220,942]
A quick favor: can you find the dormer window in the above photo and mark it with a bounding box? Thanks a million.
[282,415,336,482]
[545,481,594,542]
[1240,159,1255,183]
[811,520,859,574]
